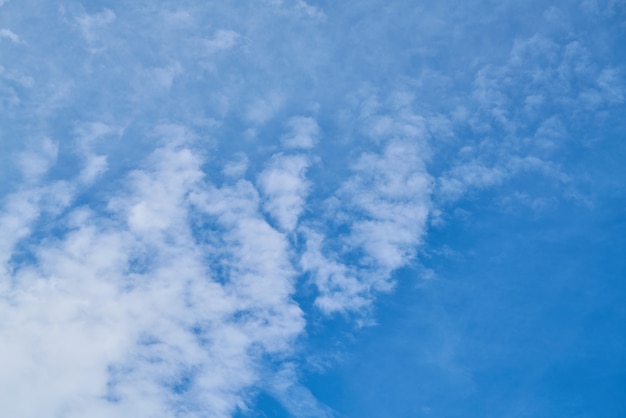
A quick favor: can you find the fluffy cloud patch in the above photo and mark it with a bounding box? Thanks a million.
[301,138,432,314]
[282,116,319,149]
[258,153,311,232]
[0,138,306,417]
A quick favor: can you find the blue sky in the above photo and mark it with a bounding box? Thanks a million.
[1,0,625,417]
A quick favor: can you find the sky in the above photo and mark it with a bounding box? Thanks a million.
[0,0,625,417]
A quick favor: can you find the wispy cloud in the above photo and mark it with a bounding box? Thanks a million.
[204,29,240,54]
[282,116,319,149]
[1,1,623,416]
[17,138,59,183]
[75,8,116,49]
[0,28,19,43]
[301,121,433,315]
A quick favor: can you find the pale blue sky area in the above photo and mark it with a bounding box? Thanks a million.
[1,1,624,417]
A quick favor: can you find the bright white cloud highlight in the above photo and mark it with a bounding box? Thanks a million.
[258,153,311,232]
[0,136,306,418]
[301,138,432,315]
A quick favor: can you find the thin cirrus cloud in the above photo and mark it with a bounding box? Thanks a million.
[0,0,624,417]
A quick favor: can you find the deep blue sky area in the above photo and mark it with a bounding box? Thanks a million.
[1,1,625,417]
[310,195,626,418]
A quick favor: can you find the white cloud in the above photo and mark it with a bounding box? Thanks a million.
[294,0,326,19]
[438,162,508,202]
[78,154,108,184]
[0,190,41,277]
[437,155,571,203]
[204,29,240,54]
[223,153,249,178]
[471,31,624,126]
[258,153,310,231]
[149,62,183,92]
[75,9,116,47]
[0,138,307,417]
[73,122,122,184]
[17,138,59,183]
[341,140,432,274]
[432,26,625,205]
[597,67,625,104]
[301,138,432,315]
[281,116,319,149]
[0,28,19,43]
[268,363,335,418]
[300,227,370,314]
[245,92,284,125]
[2,2,622,415]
